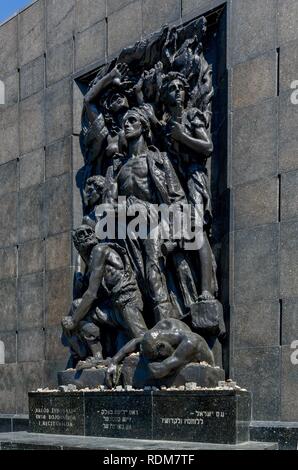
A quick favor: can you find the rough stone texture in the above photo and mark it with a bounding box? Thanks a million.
[20,56,45,101]
[108,1,142,56]
[0,364,17,414]
[0,17,18,77]
[0,105,19,165]
[45,326,68,361]
[281,345,298,421]
[3,72,19,106]
[142,0,181,36]
[232,99,277,186]
[233,347,280,421]
[182,0,208,17]
[234,177,278,230]
[0,160,17,197]
[46,39,74,87]
[17,329,45,363]
[232,302,280,348]
[278,91,298,172]
[0,247,17,281]
[0,192,17,247]
[75,20,106,71]
[280,221,298,298]
[281,170,298,221]
[18,0,45,67]
[45,137,71,178]
[0,332,17,364]
[46,232,71,271]
[17,273,44,330]
[233,224,279,304]
[45,174,72,236]
[16,362,44,413]
[46,0,75,48]
[279,42,298,95]
[107,0,135,15]
[0,279,17,332]
[45,79,72,145]
[231,0,276,65]
[282,300,298,346]
[18,184,44,243]
[73,84,84,136]
[19,91,45,156]
[232,53,276,109]
[18,239,45,276]
[19,148,45,190]
[45,268,72,327]
[277,0,298,45]
[75,0,106,33]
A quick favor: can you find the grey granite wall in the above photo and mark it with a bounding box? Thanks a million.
[0,0,297,427]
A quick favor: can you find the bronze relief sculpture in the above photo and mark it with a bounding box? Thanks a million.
[61,16,226,388]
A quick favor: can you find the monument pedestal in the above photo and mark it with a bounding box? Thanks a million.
[29,389,251,445]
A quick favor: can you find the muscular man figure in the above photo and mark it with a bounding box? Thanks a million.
[62,225,148,369]
[105,317,214,388]
[105,107,187,323]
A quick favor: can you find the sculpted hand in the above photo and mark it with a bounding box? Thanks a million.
[61,316,76,331]
[171,121,184,141]
[105,363,118,388]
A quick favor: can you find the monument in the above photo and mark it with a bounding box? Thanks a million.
[28,15,252,446]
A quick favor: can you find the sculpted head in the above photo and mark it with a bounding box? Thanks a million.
[72,225,97,255]
[161,72,189,108]
[108,91,129,114]
[83,175,105,208]
[141,332,174,362]
[123,107,151,142]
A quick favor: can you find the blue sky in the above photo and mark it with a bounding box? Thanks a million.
[0,0,33,24]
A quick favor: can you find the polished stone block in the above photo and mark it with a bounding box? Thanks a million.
[18,184,45,243]
[45,136,71,178]
[19,0,45,66]
[19,148,45,190]
[29,389,251,444]
[85,391,152,439]
[108,1,142,56]
[231,0,276,64]
[280,220,298,297]
[232,53,276,109]
[232,99,277,186]
[0,192,17,247]
[45,79,72,145]
[17,272,44,330]
[277,0,298,45]
[0,18,18,77]
[142,0,180,36]
[75,20,106,71]
[29,392,84,435]
[46,0,75,48]
[20,56,45,100]
[19,92,45,155]
[75,0,106,33]
[0,105,19,165]
[152,390,251,444]
[46,39,73,87]
[0,247,17,281]
[281,170,298,221]
[18,239,45,276]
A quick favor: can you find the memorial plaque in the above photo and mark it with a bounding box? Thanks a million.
[85,391,152,440]
[29,392,84,436]
[152,390,251,444]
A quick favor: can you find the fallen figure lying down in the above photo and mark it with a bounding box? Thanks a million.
[80,317,214,388]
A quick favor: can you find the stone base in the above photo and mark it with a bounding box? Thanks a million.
[0,431,277,450]
[58,358,225,389]
[29,389,251,444]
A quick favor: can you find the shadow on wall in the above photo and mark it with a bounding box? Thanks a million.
[0,340,4,364]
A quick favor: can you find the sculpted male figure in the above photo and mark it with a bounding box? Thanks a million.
[62,225,148,369]
[105,107,187,323]
[105,318,215,388]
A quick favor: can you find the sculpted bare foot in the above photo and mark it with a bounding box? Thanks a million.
[198,290,215,302]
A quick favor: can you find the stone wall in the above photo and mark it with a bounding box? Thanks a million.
[0,0,297,425]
